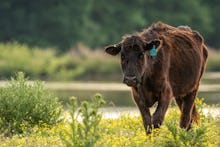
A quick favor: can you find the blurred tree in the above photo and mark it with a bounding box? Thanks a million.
[0,0,83,50]
[86,0,212,48]
[86,0,146,47]
[201,0,220,48]
[0,0,217,50]
[141,0,212,36]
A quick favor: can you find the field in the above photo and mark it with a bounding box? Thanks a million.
[0,43,220,146]
[0,98,219,147]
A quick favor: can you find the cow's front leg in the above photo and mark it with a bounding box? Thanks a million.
[134,96,152,134]
[152,87,172,128]
[132,89,152,134]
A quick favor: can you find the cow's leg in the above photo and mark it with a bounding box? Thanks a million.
[132,90,152,134]
[133,96,152,134]
[180,90,197,130]
[175,96,183,111]
[175,96,192,128]
[152,87,172,128]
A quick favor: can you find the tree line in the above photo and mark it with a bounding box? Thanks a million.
[0,0,219,50]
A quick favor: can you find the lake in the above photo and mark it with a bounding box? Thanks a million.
[43,72,219,106]
[0,72,219,107]
[48,82,220,107]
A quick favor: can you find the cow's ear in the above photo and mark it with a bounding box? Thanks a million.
[105,44,121,56]
[144,39,161,51]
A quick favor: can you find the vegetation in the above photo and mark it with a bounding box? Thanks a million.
[0,42,219,81]
[206,49,220,71]
[60,94,105,147]
[0,0,219,50]
[0,94,219,146]
[0,72,62,137]
[0,42,120,81]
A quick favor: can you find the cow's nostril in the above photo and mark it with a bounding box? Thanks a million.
[123,76,137,86]
[125,76,137,81]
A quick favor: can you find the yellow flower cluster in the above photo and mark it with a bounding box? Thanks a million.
[0,99,219,147]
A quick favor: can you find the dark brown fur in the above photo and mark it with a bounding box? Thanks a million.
[105,22,208,134]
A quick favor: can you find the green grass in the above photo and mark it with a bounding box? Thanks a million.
[0,100,219,147]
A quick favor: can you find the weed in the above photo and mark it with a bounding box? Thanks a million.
[60,93,105,147]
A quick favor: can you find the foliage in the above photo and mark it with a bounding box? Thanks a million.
[96,98,220,147]
[206,50,220,71]
[0,72,62,137]
[60,94,106,147]
[0,0,219,49]
[0,98,219,146]
[0,42,56,79]
[0,42,121,81]
[201,0,220,48]
[150,104,219,147]
[0,42,220,82]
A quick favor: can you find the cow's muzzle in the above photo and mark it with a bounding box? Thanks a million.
[123,76,139,87]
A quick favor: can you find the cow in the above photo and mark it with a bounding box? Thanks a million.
[104,22,208,134]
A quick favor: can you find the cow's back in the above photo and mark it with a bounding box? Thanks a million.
[142,22,207,96]
[166,28,207,96]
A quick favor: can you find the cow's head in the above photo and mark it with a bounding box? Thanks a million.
[105,35,161,87]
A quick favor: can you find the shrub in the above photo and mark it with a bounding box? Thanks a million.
[0,42,121,81]
[0,72,62,136]
[60,93,106,147]
[0,42,57,80]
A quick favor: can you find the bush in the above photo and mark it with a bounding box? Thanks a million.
[206,54,220,71]
[0,42,121,81]
[0,72,62,136]
[60,93,106,147]
[0,42,57,80]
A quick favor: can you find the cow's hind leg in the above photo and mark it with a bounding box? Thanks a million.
[180,90,199,130]
[175,96,183,111]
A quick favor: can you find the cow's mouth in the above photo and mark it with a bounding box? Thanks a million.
[123,76,140,87]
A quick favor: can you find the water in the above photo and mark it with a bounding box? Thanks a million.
[54,89,220,107]
[99,107,220,119]
[64,106,220,121]
[46,74,220,107]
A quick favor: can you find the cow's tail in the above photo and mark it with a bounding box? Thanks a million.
[192,38,208,125]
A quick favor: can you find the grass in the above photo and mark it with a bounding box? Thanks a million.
[0,99,219,147]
